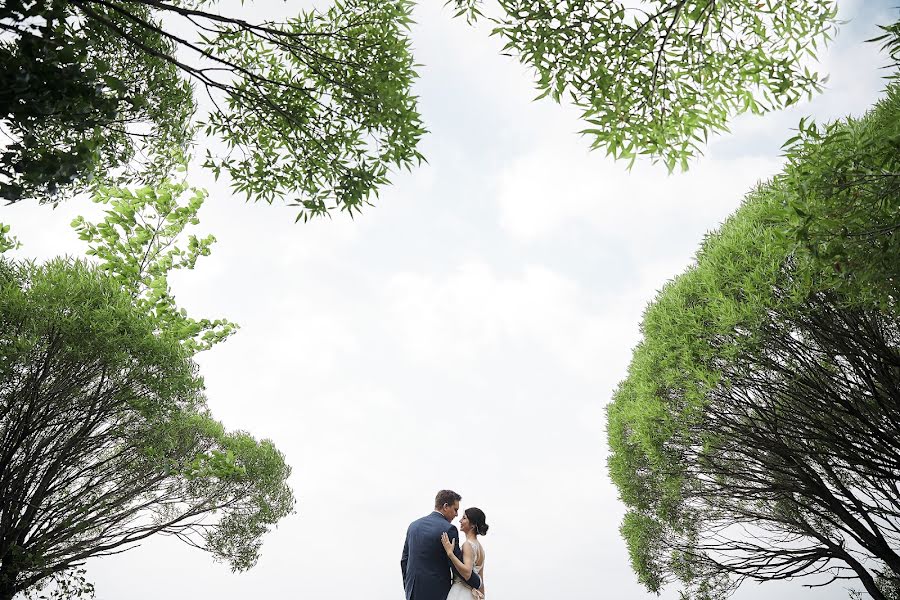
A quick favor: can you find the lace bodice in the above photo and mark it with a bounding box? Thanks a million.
[453,539,483,583]
[470,540,483,574]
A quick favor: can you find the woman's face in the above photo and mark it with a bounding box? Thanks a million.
[459,512,471,533]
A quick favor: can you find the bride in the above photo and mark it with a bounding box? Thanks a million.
[441,507,489,600]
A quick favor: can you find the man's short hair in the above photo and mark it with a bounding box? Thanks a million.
[435,489,462,509]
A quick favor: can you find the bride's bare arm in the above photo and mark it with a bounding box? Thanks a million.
[440,532,474,579]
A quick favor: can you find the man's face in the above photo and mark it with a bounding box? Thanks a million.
[440,500,460,522]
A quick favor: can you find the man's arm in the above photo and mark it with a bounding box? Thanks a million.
[464,564,482,589]
[401,531,409,585]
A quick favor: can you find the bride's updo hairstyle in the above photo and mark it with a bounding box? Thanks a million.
[465,507,489,536]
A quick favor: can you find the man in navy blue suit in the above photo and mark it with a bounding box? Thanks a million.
[401,490,482,600]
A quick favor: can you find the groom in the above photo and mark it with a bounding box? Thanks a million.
[401,490,482,600]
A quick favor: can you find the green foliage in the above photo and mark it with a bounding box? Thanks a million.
[0,0,195,202]
[607,82,900,599]
[71,176,237,353]
[455,0,836,170]
[201,0,426,220]
[1,0,424,221]
[5,0,844,214]
[620,512,667,592]
[0,224,19,254]
[870,20,900,79]
[0,258,294,597]
[446,0,483,25]
[24,568,94,600]
[779,84,900,312]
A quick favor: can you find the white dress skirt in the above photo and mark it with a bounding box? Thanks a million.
[446,540,483,600]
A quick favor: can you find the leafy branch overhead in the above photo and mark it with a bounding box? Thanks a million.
[71,177,237,353]
[195,0,425,219]
[0,0,194,202]
[1,0,841,215]
[1,0,425,219]
[454,0,837,170]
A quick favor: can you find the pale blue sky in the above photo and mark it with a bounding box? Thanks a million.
[3,1,896,599]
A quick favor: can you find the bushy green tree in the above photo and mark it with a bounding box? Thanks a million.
[0,178,292,600]
[606,83,900,600]
[0,258,293,600]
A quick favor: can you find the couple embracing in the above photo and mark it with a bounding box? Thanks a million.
[401,490,489,600]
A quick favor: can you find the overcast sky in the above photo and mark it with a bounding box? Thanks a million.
[4,1,897,599]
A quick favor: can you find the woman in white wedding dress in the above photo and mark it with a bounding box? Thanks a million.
[441,507,489,600]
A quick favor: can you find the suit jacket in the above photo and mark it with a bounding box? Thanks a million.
[401,512,482,600]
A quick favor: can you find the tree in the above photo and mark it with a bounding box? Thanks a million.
[452,0,837,170]
[606,82,900,600]
[0,178,293,599]
[0,257,294,600]
[1,0,424,219]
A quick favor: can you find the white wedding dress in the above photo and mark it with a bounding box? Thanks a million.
[447,540,483,600]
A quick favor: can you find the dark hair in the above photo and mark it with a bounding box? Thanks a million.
[435,490,462,509]
[465,507,489,536]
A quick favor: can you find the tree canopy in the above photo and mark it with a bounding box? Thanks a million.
[778,26,900,308]
[2,0,840,217]
[606,81,900,600]
[0,176,294,599]
[0,257,294,600]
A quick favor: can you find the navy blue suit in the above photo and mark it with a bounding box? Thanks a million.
[401,512,482,600]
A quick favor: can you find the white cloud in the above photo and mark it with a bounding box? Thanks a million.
[496,148,780,244]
